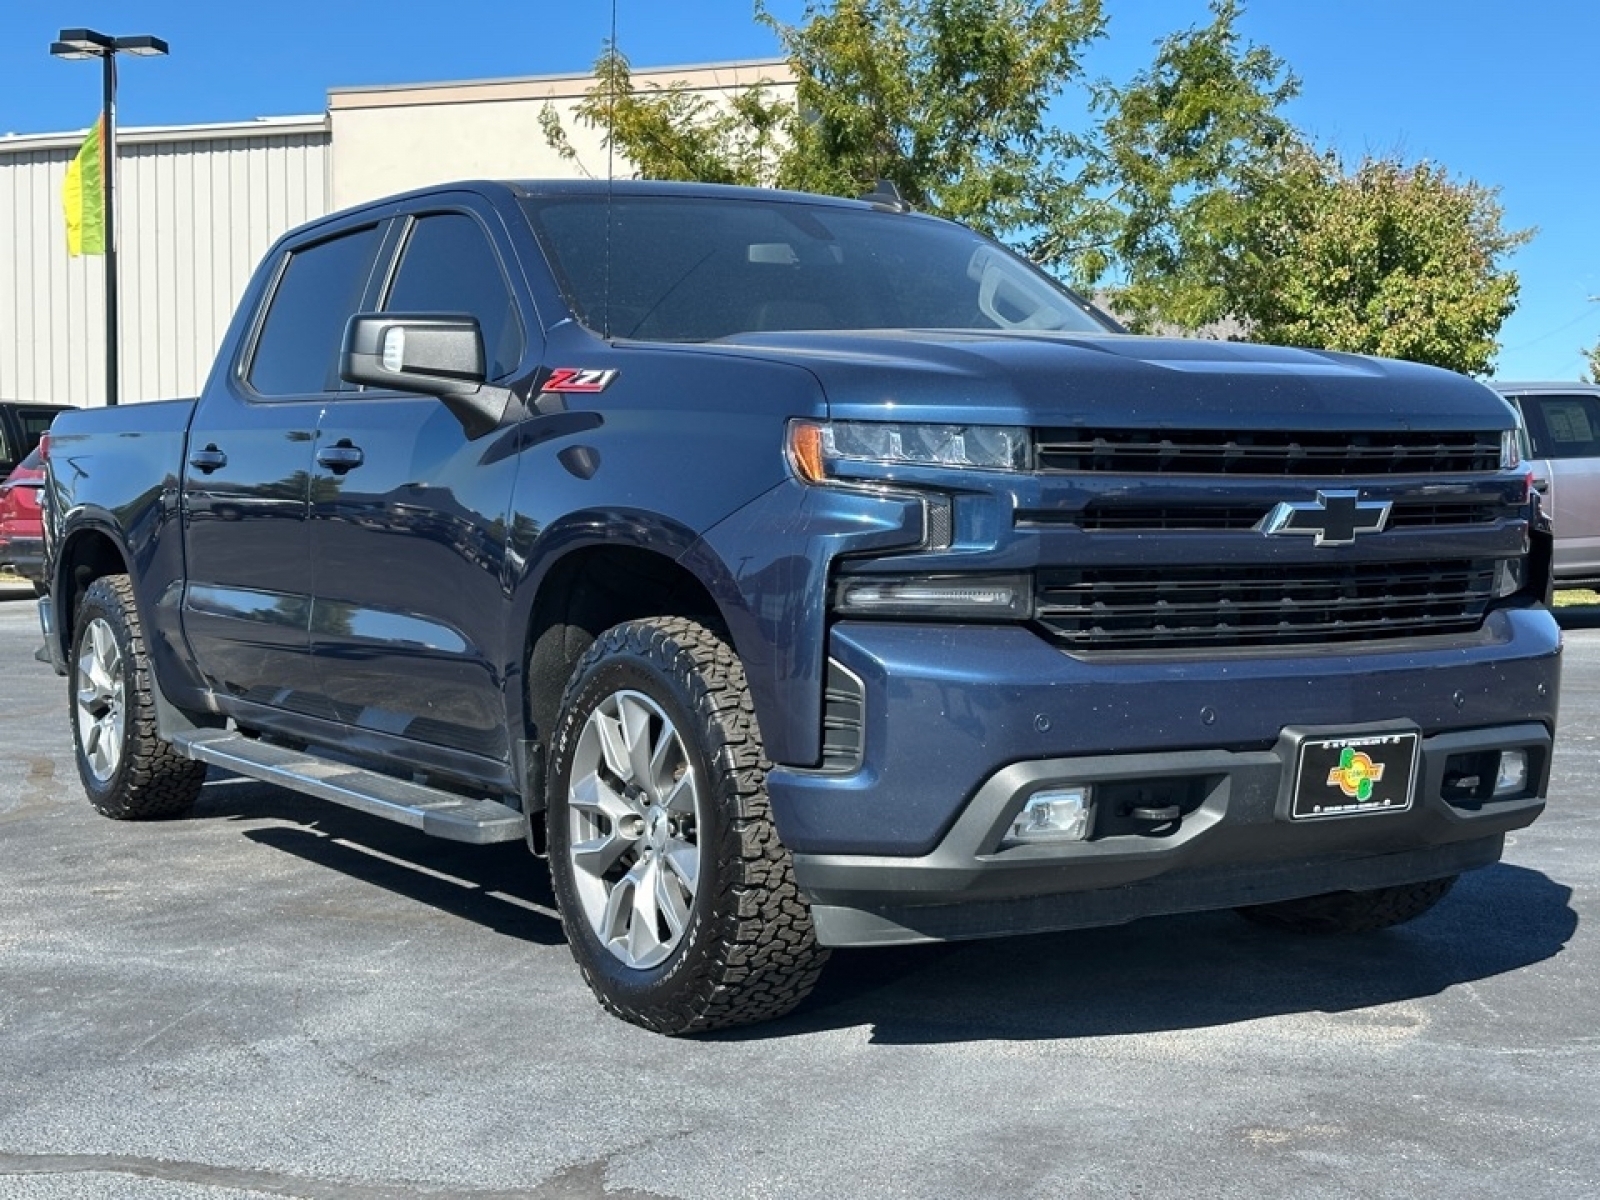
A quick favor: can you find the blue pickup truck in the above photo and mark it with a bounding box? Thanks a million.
[39,180,1560,1033]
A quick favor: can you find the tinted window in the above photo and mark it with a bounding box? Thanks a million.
[384,213,524,379]
[522,195,1110,341]
[17,410,59,447]
[1522,394,1600,460]
[248,225,382,396]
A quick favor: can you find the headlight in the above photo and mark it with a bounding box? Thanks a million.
[1501,428,1521,471]
[789,420,1030,481]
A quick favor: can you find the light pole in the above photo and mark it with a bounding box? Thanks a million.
[49,28,168,408]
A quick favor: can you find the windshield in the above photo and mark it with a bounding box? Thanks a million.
[521,194,1113,342]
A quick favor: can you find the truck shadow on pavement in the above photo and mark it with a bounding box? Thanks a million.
[770,862,1576,1044]
[193,775,1576,1044]
[195,774,567,947]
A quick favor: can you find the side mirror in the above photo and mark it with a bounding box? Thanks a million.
[339,313,512,439]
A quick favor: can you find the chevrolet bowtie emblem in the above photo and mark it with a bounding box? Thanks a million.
[1258,490,1392,546]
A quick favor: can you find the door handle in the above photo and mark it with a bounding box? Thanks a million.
[316,441,365,473]
[189,445,227,473]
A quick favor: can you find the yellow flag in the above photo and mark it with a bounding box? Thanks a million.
[63,117,106,256]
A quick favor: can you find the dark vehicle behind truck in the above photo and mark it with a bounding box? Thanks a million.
[40,180,1560,1033]
[1,401,69,478]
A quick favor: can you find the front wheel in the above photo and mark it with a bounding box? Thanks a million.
[546,617,828,1034]
[1235,876,1458,934]
[70,575,207,819]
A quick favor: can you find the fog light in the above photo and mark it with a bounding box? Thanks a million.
[1008,787,1092,844]
[1494,749,1528,797]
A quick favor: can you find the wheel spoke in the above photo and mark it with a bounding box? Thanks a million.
[626,857,666,965]
[661,770,697,815]
[570,769,640,825]
[595,707,634,783]
[571,830,631,878]
[598,865,639,950]
[82,717,104,760]
[647,724,678,799]
[618,694,656,791]
[655,851,693,939]
[662,837,700,895]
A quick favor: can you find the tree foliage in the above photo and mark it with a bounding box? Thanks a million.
[1585,341,1600,384]
[769,0,1105,238]
[540,48,789,185]
[1073,0,1298,326]
[1220,153,1529,375]
[544,0,1532,374]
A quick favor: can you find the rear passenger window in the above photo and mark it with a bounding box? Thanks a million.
[384,213,524,379]
[247,225,382,397]
[18,411,57,452]
[1526,395,1600,460]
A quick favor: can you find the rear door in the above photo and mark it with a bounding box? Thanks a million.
[181,220,389,716]
[305,198,536,767]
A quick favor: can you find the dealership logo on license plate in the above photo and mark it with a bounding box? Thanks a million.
[1291,731,1419,820]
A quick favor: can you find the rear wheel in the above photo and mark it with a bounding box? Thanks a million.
[547,616,827,1034]
[70,575,207,819]
[1235,876,1458,934]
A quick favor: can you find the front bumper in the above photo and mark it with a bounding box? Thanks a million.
[768,605,1560,947]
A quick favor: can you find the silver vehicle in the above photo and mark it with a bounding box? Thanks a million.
[1492,382,1600,587]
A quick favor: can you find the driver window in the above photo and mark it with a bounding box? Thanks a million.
[384,213,525,379]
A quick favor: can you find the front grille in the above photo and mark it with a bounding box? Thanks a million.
[1063,499,1504,533]
[1035,559,1498,652]
[1035,429,1502,476]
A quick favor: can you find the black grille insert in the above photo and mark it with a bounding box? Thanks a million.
[820,659,866,772]
[1060,500,1505,533]
[1036,559,1499,652]
[1035,429,1503,476]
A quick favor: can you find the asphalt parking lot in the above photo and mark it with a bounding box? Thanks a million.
[2,582,1597,1199]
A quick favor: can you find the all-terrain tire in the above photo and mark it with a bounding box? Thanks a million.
[69,574,207,819]
[546,616,828,1034]
[1236,876,1458,934]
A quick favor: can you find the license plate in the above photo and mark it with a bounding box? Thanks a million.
[1290,731,1419,820]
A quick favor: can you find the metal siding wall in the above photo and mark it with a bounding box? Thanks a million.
[0,125,328,408]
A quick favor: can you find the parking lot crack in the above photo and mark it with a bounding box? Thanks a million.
[0,1151,677,1199]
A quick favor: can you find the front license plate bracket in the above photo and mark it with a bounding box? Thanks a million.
[1284,727,1420,821]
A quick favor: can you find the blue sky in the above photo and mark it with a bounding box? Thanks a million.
[3,1,1594,380]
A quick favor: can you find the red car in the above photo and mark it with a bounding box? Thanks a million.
[0,444,45,594]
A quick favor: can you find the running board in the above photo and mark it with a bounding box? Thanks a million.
[167,730,525,845]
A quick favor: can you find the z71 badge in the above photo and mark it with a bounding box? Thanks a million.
[541,368,619,394]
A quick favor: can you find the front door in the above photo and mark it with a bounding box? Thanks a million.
[306,205,534,766]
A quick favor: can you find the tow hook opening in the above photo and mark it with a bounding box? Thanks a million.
[1096,777,1212,839]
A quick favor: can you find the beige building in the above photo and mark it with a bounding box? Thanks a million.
[0,59,792,408]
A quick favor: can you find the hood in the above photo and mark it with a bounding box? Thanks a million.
[709,329,1516,433]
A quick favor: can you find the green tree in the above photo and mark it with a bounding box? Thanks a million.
[540,47,790,185]
[1075,0,1299,327]
[1585,340,1600,384]
[1220,153,1529,375]
[769,0,1105,239]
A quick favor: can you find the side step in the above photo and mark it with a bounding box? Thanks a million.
[167,729,525,845]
